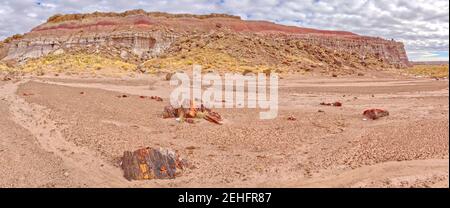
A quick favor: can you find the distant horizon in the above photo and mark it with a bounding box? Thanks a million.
[1,0,448,62]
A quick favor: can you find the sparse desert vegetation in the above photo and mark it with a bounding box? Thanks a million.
[142,48,276,74]
[18,54,136,76]
[406,64,449,78]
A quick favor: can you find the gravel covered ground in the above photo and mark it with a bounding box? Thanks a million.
[0,74,448,187]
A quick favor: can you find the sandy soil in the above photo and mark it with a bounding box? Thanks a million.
[0,73,448,188]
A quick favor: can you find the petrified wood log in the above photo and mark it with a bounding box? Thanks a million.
[162,103,223,125]
[121,147,188,181]
[363,109,389,120]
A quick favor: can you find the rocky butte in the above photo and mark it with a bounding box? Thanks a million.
[0,9,410,74]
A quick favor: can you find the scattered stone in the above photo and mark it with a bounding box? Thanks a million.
[63,172,70,177]
[150,96,163,101]
[163,105,178,118]
[36,71,45,76]
[22,93,34,96]
[318,110,325,113]
[165,72,174,81]
[1,75,12,81]
[120,50,129,60]
[53,48,65,55]
[80,92,85,95]
[320,101,342,107]
[363,109,389,120]
[287,115,297,121]
[121,147,189,181]
[136,64,146,73]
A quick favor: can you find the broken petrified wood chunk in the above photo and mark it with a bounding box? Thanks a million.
[333,102,342,107]
[204,111,223,125]
[287,115,297,121]
[204,114,221,125]
[185,118,195,124]
[186,100,197,118]
[121,147,189,181]
[163,105,178,118]
[22,92,34,96]
[162,105,188,119]
[363,109,389,120]
[207,111,222,121]
[165,72,174,81]
[320,101,342,107]
[151,96,163,101]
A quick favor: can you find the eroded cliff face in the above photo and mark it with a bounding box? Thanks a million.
[2,31,174,62]
[0,10,410,73]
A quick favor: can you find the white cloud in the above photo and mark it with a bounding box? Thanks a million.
[407,51,448,62]
[0,0,448,61]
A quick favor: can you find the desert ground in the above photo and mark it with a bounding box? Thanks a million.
[0,71,448,188]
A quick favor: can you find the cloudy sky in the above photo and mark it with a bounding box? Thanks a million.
[0,0,448,61]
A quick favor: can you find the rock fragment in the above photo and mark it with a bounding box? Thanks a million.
[22,93,34,96]
[320,101,342,107]
[163,105,178,118]
[363,109,389,120]
[287,115,297,121]
[150,96,163,101]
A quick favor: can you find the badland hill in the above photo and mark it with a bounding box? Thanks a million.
[0,9,410,75]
